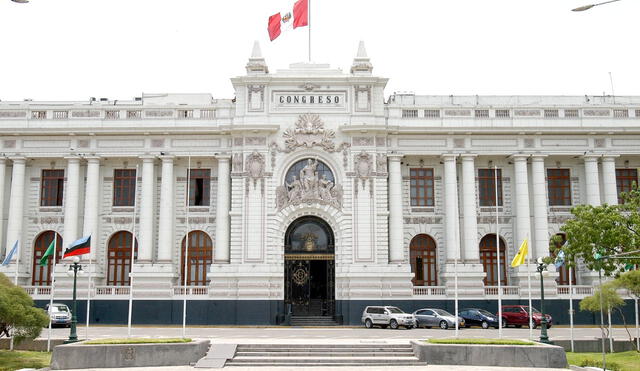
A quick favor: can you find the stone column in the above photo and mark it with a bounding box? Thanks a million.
[82,157,101,261]
[460,154,479,262]
[138,155,156,262]
[5,158,26,260]
[157,156,175,262]
[0,159,6,258]
[531,155,548,259]
[601,156,619,205]
[512,155,532,247]
[442,154,460,261]
[63,156,81,249]
[215,156,231,263]
[388,154,404,263]
[584,155,601,206]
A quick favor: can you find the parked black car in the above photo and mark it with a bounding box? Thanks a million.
[458,308,500,329]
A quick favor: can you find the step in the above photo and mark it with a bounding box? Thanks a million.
[236,344,411,349]
[228,356,422,364]
[226,361,426,367]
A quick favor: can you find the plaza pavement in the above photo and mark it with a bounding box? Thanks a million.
[68,366,565,371]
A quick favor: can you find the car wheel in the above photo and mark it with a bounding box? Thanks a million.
[501,317,508,328]
[531,322,537,329]
[389,319,399,329]
[481,321,489,329]
[415,320,420,328]
[439,320,449,330]
[365,319,373,329]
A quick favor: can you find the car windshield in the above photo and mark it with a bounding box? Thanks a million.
[387,307,404,313]
[433,309,453,316]
[52,305,68,313]
[478,309,494,316]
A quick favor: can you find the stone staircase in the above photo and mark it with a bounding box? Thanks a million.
[224,343,426,367]
[290,315,340,326]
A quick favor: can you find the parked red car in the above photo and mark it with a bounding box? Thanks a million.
[500,305,552,329]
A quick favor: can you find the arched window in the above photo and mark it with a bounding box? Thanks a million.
[552,233,576,285]
[107,231,138,286]
[181,231,213,286]
[479,234,508,286]
[32,231,63,286]
[409,234,437,286]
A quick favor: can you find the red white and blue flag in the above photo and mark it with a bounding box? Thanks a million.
[63,235,91,259]
[268,0,308,41]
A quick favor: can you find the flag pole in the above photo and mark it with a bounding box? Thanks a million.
[527,234,533,340]
[569,263,575,352]
[127,165,139,338]
[495,165,502,339]
[308,0,311,62]
[85,246,92,341]
[10,240,20,350]
[454,164,460,338]
[182,155,191,339]
[47,234,58,352]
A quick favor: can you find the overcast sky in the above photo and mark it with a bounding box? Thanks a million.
[0,0,638,101]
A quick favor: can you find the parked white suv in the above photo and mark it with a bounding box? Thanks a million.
[46,303,72,328]
[361,306,415,329]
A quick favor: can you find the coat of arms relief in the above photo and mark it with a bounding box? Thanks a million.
[271,114,350,153]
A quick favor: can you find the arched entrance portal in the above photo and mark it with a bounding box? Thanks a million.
[284,216,335,317]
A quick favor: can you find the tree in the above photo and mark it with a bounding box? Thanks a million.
[555,185,640,277]
[0,272,49,345]
[612,270,640,299]
[579,283,634,347]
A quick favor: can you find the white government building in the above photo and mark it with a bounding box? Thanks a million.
[0,42,638,325]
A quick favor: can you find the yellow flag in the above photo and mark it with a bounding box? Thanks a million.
[511,238,528,267]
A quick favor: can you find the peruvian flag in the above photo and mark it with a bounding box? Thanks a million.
[268,0,308,41]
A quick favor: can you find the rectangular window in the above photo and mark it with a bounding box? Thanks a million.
[409,168,434,207]
[616,168,638,204]
[402,109,418,118]
[113,169,137,206]
[188,169,211,206]
[495,109,510,118]
[547,169,572,206]
[41,169,65,206]
[475,109,489,118]
[424,109,440,118]
[544,109,559,118]
[478,169,503,206]
[564,109,579,118]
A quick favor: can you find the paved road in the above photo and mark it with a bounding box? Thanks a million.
[40,325,634,342]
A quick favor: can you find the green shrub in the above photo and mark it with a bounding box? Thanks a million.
[579,358,622,371]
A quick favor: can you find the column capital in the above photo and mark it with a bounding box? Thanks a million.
[601,154,620,162]
[215,154,232,161]
[531,155,547,162]
[460,153,477,160]
[387,153,404,161]
[509,153,530,161]
[139,154,156,163]
[583,154,601,162]
[8,156,26,164]
[84,155,101,164]
[441,153,458,161]
[159,155,175,163]
[64,155,81,163]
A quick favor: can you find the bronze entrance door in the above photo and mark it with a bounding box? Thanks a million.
[285,255,335,316]
[284,215,336,317]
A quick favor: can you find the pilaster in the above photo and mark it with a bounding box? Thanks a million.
[387,154,404,263]
[138,155,156,262]
[157,155,175,263]
[82,156,101,263]
[531,155,548,259]
[63,156,81,251]
[601,155,619,205]
[5,157,26,279]
[460,154,478,262]
[215,155,231,263]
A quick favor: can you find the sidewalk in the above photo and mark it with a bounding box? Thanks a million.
[59,366,566,371]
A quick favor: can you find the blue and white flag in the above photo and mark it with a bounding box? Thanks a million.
[1,240,19,266]
[554,248,566,269]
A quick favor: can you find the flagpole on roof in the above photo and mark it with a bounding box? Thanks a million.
[308,0,311,62]
[127,165,139,338]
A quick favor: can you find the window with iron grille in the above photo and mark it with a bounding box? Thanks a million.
[113,169,137,206]
[181,231,213,286]
[616,168,638,204]
[31,111,47,119]
[402,109,418,118]
[478,169,503,206]
[479,234,507,286]
[564,109,579,118]
[53,111,68,119]
[547,169,572,206]
[40,169,64,206]
[495,109,510,118]
[424,109,440,118]
[410,234,437,286]
[105,110,120,120]
[188,169,211,206]
[127,110,142,119]
[544,109,559,118]
[475,109,489,118]
[107,231,138,286]
[613,109,629,118]
[410,168,434,206]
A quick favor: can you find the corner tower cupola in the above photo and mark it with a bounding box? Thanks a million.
[246,40,269,75]
[350,40,373,76]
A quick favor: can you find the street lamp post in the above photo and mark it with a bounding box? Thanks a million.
[536,257,552,344]
[64,257,83,344]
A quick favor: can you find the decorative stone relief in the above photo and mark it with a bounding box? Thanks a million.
[375,137,386,147]
[404,217,442,224]
[453,138,465,148]
[143,110,172,118]
[3,140,16,149]
[275,158,343,210]
[594,138,606,148]
[524,138,535,148]
[248,85,265,111]
[151,139,164,148]
[232,153,243,172]
[246,137,266,146]
[71,110,101,118]
[352,137,373,146]
[78,139,90,148]
[245,151,265,189]
[354,151,373,179]
[272,114,350,153]
[234,137,244,146]
[376,153,387,173]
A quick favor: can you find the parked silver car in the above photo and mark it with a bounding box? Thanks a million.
[46,303,72,328]
[413,308,465,329]
[361,306,415,329]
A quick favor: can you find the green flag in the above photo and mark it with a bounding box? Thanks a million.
[39,239,56,266]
